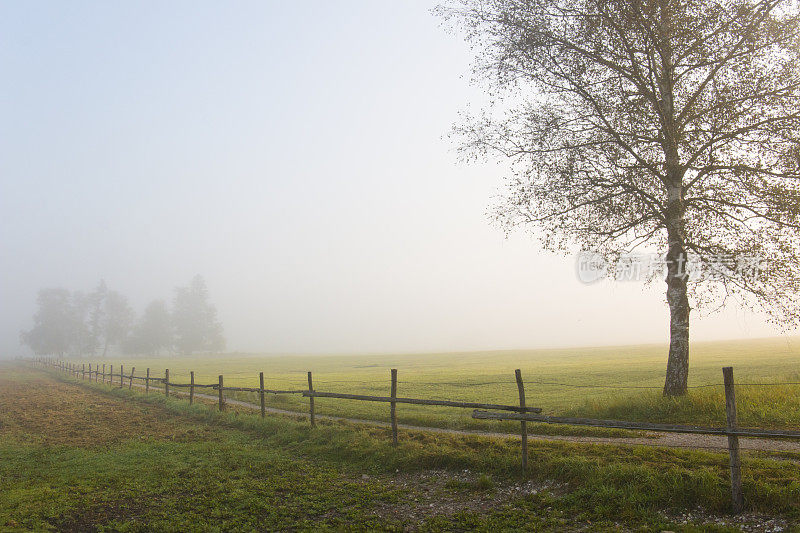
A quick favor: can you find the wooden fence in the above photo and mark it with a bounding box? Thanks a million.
[31,357,800,514]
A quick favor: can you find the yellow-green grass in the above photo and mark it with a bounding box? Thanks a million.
[84,336,800,435]
[7,365,800,529]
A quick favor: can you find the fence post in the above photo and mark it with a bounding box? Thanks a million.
[102,363,106,383]
[119,364,124,388]
[82,363,86,380]
[129,367,135,390]
[390,369,398,445]
[308,371,315,427]
[146,368,150,393]
[515,369,528,474]
[165,369,170,398]
[109,365,113,386]
[723,366,744,513]
[189,371,195,405]
[88,363,91,381]
[259,372,266,418]
[218,375,224,411]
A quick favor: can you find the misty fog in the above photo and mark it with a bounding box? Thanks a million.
[0,1,783,359]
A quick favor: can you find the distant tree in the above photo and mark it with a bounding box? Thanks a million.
[101,290,134,357]
[440,0,800,395]
[172,275,225,355]
[22,282,134,357]
[86,280,107,356]
[124,300,173,356]
[20,288,75,356]
[69,291,94,356]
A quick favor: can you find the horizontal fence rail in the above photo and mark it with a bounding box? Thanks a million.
[471,411,800,439]
[30,357,800,514]
[304,391,543,413]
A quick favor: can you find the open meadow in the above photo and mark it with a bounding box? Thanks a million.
[91,337,800,435]
[3,362,800,531]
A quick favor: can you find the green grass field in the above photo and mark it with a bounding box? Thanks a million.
[3,365,800,531]
[83,336,800,436]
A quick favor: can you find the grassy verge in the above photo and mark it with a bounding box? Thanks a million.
[14,365,798,531]
[568,375,800,428]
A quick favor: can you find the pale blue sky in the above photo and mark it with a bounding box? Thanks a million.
[0,1,781,356]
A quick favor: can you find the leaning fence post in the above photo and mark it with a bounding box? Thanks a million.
[119,364,124,388]
[723,366,744,513]
[259,372,266,418]
[218,375,224,411]
[308,371,316,427]
[515,369,528,474]
[165,369,170,397]
[390,369,398,445]
[189,371,195,405]
[145,368,150,393]
[129,367,135,390]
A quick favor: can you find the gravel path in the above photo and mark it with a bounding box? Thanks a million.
[124,381,800,454]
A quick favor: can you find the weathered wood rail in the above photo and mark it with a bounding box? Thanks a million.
[302,391,543,413]
[31,357,800,514]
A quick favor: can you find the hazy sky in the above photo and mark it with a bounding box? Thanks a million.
[0,1,785,357]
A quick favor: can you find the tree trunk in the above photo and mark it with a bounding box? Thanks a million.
[663,234,690,395]
[663,178,690,395]
[657,13,689,396]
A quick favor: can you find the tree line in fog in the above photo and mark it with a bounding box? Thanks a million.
[20,275,224,357]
